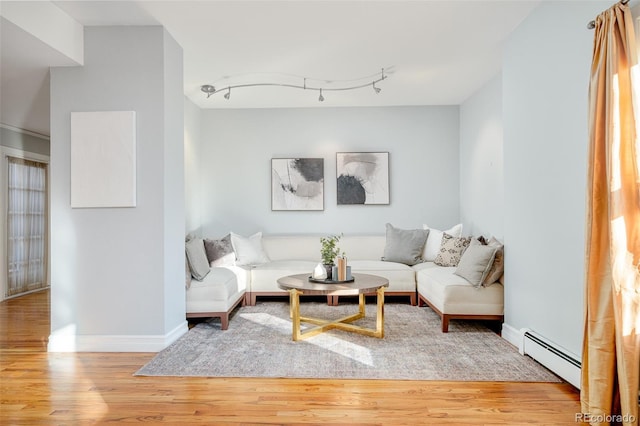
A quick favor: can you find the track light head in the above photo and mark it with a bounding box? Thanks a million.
[318,89,325,102]
[224,88,231,100]
[373,82,381,94]
[201,84,216,98]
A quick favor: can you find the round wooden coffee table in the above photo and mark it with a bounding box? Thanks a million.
[277,273,389,341]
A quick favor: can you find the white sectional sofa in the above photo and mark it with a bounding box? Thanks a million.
[184,263,248,330]
[415,262,504,332]
[185,226,504,332]
[250,235,417,305]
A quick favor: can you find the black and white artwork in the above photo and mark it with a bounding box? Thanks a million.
[336,152,389,205]
[272,158,324,211]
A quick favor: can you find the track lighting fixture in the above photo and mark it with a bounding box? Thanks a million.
[201,84,216,98]
[200,67,390,102]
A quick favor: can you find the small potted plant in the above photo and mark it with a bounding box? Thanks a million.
[320,234,342,280]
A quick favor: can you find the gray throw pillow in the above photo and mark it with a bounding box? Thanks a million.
[185,255,192,289]
[185,238,210,281]
[483,237,504,285]
[204,234,235,267]
[382,223,429,266]
[454,238,498,287]
[434,233,471,267]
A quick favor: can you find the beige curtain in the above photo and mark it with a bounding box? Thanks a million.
[582,2,640,425]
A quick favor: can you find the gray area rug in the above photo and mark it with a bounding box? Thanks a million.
[136,301,561,382]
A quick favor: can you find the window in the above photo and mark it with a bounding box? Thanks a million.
[6,156,48,297]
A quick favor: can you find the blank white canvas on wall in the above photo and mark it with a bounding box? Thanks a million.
[70,111,136,208]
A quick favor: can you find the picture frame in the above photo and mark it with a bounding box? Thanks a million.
[70,111,137,208]
[336,152,389,205]
[271,158,324,211]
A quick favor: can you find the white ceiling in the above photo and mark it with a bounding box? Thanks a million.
[0,15,77,136]
[1,0,540,136]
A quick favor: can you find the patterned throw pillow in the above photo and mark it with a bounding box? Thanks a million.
[422,223,463,262]
[434,233,471,267]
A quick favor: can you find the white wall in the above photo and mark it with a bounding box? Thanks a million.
[199,106,460,237]
[49,26,186,352]
[0,1,83,65]
[459,74,503,239]
[161,30,187,336]
[502,1,609,357]
[184,97,202,235]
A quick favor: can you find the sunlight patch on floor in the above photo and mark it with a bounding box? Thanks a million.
[240,312,374,366]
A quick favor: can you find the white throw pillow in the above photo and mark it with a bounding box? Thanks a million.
[230,231,270,266]
[422,223,463,261]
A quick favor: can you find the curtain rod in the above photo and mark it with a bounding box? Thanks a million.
[588,0,630,29]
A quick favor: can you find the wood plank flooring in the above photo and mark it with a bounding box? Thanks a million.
[0,290,587,425]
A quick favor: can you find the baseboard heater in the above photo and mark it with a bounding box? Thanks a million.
[522,330,581,389]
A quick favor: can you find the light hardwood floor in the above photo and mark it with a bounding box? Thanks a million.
[0,290,586,425]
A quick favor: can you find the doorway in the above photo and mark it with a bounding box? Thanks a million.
[1,148,49,300]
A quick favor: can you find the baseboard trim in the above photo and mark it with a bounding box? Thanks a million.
[501,322,525,354]
[48,321,188,352]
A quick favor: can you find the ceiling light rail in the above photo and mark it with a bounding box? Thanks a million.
[200,68,389,102]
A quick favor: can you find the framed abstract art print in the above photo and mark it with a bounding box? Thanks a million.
[271,158,324,211]
[336,152,389,205]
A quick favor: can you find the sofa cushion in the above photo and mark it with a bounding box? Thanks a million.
[261,235,388,262]
[411,261,440,272]
[422,224,463,261]
[261,235,322,261]
[382,223,429,266]
[250,260,318,292]
[231,231,270,266]
[454,239,497,287]
[185,238,210,281]
[349,259,413,272]
[417,266,503,315]
[483,237,504,285]
[204,234,235,267]
[434,234,471,267]
[339,235,386,260]
[186,266,247,313]
[349,260,417,292]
